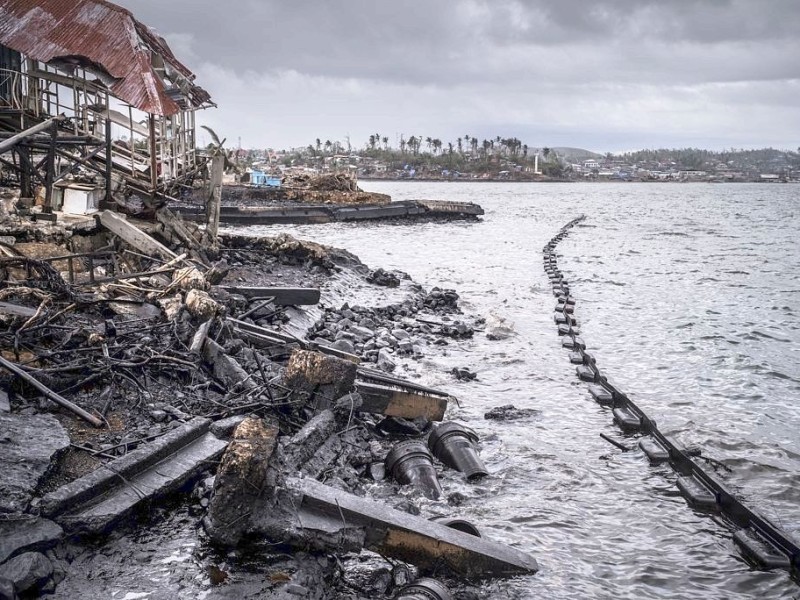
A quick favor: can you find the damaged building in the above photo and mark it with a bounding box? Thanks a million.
[0,0,214,214]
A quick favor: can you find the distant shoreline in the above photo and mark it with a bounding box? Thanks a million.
[359,177,795,184]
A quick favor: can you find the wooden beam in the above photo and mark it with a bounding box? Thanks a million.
[0,356,103,428]
[0,301,37,318]
[0,116,64,154]
[221,286,320,306]
[205,154,223,247]
[99,211,177,261]
[354,381,448,421]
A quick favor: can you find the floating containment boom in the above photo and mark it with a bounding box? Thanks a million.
[543,216,800,579]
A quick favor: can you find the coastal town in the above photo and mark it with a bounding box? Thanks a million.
[1,0,800,599]
[232,142,800,184]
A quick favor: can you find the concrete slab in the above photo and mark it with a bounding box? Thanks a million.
[287,476,538,578]
[0,412,69,514]
[42,418,227,535]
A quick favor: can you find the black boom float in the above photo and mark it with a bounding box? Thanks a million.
[543,216,800,580]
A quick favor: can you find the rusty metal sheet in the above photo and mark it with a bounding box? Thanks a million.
[0,0,211,115]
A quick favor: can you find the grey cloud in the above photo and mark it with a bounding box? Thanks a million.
[109,0,799,151]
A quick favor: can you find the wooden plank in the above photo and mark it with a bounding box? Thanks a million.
[99,211,177,261]
[355,381,448,421]
[289,476,538,577]
[0,301,37,318]
[221,286,320,306]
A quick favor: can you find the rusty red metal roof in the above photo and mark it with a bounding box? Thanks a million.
[0,0,211,116]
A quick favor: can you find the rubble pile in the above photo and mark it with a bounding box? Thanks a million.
[283,172,360,193]
[0,216,535,598]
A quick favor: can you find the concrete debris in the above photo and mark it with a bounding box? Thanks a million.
[184,288,221,319]
[0,413,69,514]
[283,349,357,410]
[0,518,63,565]
[171,265,209,291]
[206,417,279,546]
[0,552,53,596]
[484,405,540,421]
[0,205,525,596]
[41,418,227,535]
[485,312,515,340]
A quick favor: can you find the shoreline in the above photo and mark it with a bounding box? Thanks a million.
[0,216,522,598]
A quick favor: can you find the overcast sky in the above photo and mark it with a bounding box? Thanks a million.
[115,0,800,153]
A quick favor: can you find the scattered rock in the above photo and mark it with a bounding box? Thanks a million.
[451,367,478,381]
[367,268,400,287]
[331,338,355,355]
[376,348,396,373]
[0,552,53,595]
[440,320,474,338]
[484,405,539,421]
[0,518,62,565]
[423,287,459,311]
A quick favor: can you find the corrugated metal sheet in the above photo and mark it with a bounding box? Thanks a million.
[0,0,211,115]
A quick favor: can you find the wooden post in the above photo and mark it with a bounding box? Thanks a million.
[44,120,57,212]
[0,116,63,154]
[17,146,32,199]
[148,114,158,194]
[105,115,112,201]
[206,153,224,248]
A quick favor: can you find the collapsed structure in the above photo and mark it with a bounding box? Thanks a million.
[0,0,213,210]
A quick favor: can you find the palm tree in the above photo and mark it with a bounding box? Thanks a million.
[382,136,389,151]
[408,136,418,155]
[425,136,433,153]
[457,137,463,154]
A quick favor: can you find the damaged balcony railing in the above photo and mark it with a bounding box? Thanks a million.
[0,65,202,196]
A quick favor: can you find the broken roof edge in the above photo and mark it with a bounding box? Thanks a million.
[0,0,213,117]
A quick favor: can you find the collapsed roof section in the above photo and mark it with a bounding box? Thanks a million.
[0,0,213,116]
